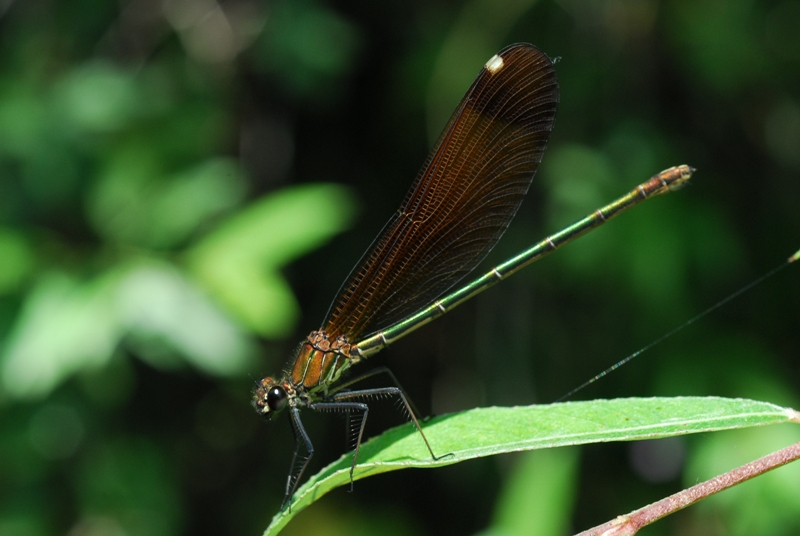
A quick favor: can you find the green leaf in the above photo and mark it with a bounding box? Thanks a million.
[1,273,122,399]
[141,158,248,248]
[0,260,256,399]
[114,259,256,376]
[187,183,356,338]
[264,397,795,535]
[89,146,247,248]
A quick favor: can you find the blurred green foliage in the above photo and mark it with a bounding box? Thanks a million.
[0,0,798,535]
[484,448,579,536]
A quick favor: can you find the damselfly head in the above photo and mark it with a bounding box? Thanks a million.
[253,376,289,418]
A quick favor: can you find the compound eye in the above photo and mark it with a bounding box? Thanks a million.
[267,386,288,412]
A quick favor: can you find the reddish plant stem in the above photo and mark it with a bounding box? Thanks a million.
[575,438,800,536]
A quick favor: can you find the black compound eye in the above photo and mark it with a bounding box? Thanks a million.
[267,386,288,412]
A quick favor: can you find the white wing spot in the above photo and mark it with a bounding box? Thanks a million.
[485,54,504,74]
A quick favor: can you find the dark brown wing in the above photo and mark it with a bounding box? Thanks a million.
[323,43,559,340]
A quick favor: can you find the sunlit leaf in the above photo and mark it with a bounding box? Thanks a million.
[0,260,257,399]
[187,182,356,337]
[145,158,248,247]
[1,273,121,399]
[265,397,795,534]
[89,145,246,248]
[115,260,256,376]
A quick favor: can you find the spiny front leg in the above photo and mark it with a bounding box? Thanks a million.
[309,400,370,490]
[283,407,315,511]
[332,387,452,466]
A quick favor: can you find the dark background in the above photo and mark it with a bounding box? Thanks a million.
[1,0,799,535]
